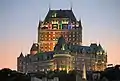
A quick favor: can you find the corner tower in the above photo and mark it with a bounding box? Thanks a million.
[38,9,82,52]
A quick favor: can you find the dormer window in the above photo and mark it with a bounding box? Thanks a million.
[52,12,57,17]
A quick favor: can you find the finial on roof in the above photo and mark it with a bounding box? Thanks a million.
[19,52,24,57]
[30,43,39,51]
[98,43,102,49]
[78,19,82,27]
[38,20,42,29]
[49,3,51,10]
[70,1,73,10]
[20,52,23,55]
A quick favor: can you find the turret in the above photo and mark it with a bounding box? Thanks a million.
[38,20,42,30]
[30,43,39,55]
[18,52,24,59]
[78,19,82,28]
[17,52,24,72]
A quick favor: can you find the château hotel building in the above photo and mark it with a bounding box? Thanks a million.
[17,9,107,73]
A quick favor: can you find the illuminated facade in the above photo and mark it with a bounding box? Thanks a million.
[17,9,107,73]
[17,37,107,73]
[38,9,82,52]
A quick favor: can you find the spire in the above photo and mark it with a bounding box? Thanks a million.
[38,20,42,29]
[78,19,82,27]
[30,43,39,51]
[49,3,51,10]
[19,52,24,57]
[30,43,39,55]
[98,43,103,51]
[70,2,73,10]
[98,43,101,47]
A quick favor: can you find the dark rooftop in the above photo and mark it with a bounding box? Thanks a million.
[30,43,39,51]
[44,9,77,22]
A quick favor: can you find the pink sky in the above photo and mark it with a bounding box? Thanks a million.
[0,36,120,70]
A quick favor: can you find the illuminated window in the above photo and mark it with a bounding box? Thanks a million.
[45,35,47,37]
[52,13,57,17]
[53,34,55,37]
[41,35,43,37]
[53,38,56,41]
[45,38,47,40]
[76,23,79,27]
[52,24,58,29]
[46,25,48,27]
[65,35,67,37]
[41,38,44,40]
[73,32,75,34]
[100,51,103,54]
[73,35,75,37]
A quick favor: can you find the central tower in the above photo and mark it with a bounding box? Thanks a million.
[38,9,82,52]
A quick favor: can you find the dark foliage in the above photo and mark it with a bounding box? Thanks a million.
[0,68,30,81]
[100,65,120,81]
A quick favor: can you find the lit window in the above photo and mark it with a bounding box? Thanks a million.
[53,32,55,34]
[41,35,43,37]
[45,35,47,37]
[65,35,67,37]
[53,38,56,40]
[76,23,79,27]
[73,32,75,34]
[72,24,75,27]
[73,35,75,37]
[53,35,55,37]
[100,51,103,54]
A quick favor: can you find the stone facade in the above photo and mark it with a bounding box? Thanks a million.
[38,9,82,52]
[17,9,107,73]
[17,37,107,73]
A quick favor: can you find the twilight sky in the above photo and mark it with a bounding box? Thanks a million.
[0,0,120,70]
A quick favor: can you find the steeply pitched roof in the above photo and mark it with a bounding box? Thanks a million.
[25,51,55,61]
[44,9,77,22]
[54,37,105,54]
[54,36,69,52]
[70,45,93,54]
[19,52,24,57]
[30,43,39,51]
